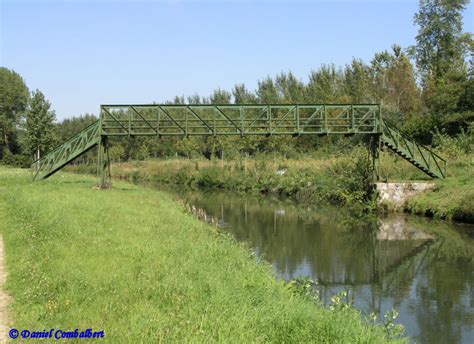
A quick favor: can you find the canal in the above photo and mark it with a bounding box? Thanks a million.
[156,185,474,343]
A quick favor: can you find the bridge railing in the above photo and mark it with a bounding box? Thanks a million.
[100,104,382,137]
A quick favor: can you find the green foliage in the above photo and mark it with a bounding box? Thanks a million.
[0,148,30,167]
[256,77,279,103]
[56,113,97,142]
[210,88,231,104]
[175,137,201,159]
[431,124,473,157]
[401,113,438,144]
[370,310,405,340]
[412,0,470,79]
[21,90,57,161]
[232,84,257,104]
[287,277,319,300]
[196,166,227,189]
[328,147,375,206]
[411,0,472,115]
[108,144,125,162]
[275,72,305,102]
[425,67,469,115]
[458,62,474,110]
[0,67,29,155]
[437,111,474,135]
[343,58,373,103]
[329,291,353,311]
[306,64,343,102]
[371,45,422,114]
[135,142,150,160]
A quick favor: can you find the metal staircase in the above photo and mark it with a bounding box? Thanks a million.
[380,119,447,179]
[32,120,101,180]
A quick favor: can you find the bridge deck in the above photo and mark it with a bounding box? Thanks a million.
[100,104,382,136]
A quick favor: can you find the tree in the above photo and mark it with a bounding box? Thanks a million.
[256,77,279,103]
[21,90,57,163]
[371,45,422,115]
[412,0,470,80]
[306,64,343,103]
[0,67,29,157]
[210,88,231,104]
[187,93,202,104]
[343,59,373,103]
[232,84,257,104]
[424,63,468,114]
[411,0,472,114]
[458,46,474,110]
[275,72,305,103]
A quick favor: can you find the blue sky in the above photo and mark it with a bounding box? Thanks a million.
[1,0,473,120]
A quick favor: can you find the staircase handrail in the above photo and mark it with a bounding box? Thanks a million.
[31,119,101,167]
[381,118,447,177]
[381,118,447,163]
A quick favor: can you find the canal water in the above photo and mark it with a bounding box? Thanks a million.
[156,185,474,343]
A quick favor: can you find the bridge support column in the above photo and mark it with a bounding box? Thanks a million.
[97,136,111,189]
[370,135,381,182]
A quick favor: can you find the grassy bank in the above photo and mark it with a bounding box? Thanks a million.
[405,165,474,222]
[0,167,403,343]
[402,144,474,223]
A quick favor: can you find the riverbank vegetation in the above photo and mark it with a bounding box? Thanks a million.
[68,147,376,210]
[0,167,405,343]
[66,128,473,222]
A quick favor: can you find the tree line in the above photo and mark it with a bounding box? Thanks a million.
[1,0,472,166]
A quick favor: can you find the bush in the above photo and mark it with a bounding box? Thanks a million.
[0,149,31,168]
[431,125,473,158]
[196,167,226,189]
[328,147,375,206]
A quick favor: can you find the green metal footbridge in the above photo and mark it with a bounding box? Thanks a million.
[31,104,447,187]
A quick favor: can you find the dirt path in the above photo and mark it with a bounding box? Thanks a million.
[0,234,10,343]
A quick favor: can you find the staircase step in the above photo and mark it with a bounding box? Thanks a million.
[382,129,445,179]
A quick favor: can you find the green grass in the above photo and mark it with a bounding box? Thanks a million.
[404,159,474,222]
[0,167,404,343]
[381,149,474,223]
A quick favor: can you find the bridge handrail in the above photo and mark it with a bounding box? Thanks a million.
[381,118,447,178]
[381,118,446,163]
[31,119,101,167]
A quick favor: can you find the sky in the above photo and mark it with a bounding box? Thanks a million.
[1,0,473,120]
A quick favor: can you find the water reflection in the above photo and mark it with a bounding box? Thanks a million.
[164,187,474,344]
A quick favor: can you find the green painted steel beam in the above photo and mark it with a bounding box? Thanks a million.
[100,104,382,137]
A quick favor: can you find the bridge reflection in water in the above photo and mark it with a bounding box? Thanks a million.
[166,187,473,344]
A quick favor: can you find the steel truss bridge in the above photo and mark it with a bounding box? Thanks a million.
[32,104,447,187]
